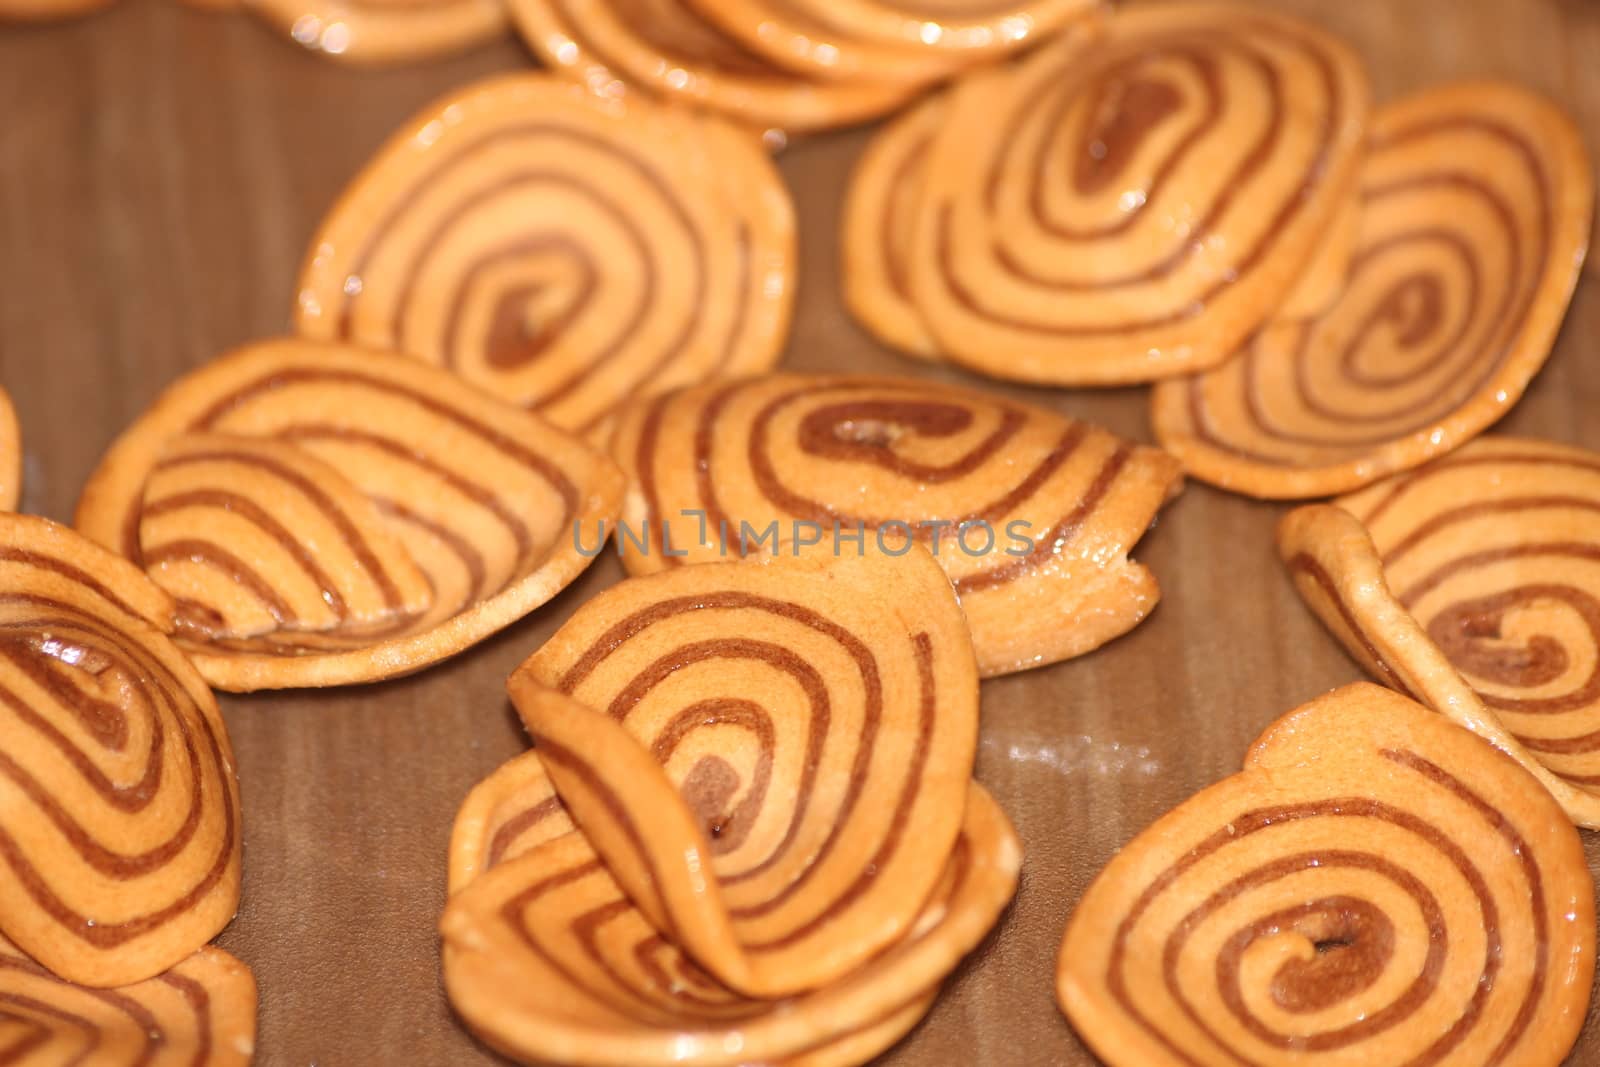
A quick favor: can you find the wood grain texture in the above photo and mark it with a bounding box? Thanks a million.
[0,0,1596,1062]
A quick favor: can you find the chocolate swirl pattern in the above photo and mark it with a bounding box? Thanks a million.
[610,374,1183,678]
[294,74,795,436]
[0,515,242,988]
[0,932,256,1066]
[74,340,623,691]
[511,544,979,997]
[1154,81,1594,498]
[841,95,946,360]
[906,2,1369,384]
[508,0,920,135]
[442,766,1019,1067]
[0,385,19,512]
[244,0,508,67]
[1280,437,1600,828]
[1058,682,1595,1067]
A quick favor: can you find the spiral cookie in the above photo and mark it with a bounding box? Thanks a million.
[1279,437,1600,827]
[841,95,946,359]
[610,375,1183,678]
[510,543,978,996]
[508,0,920,135]
[74,340,623,692]
[0,933,256,1065]
[1154,82,1594,498]
[294,74,795,436]
[0,515,242,988]
[907,2,1369,385]
[0,385,19,511]
[245,0,507,67]
[1058,682,1594,1067]
[442,772,1019,1067]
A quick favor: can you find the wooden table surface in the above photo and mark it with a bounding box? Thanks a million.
[3,1,1599,1063]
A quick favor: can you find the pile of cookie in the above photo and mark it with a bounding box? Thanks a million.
[2,0,1600,1064]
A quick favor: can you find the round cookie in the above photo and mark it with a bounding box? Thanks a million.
[509,0,921,135]
[1153,81,1594,498]
[443,761,1018,1067]
[74,340,624,691]
[0,933,257,1066]
[1058,682,1594,1067]
[294,74,796,437]
[0,385,19,511]
[508,542,979,997]
[609,374,1183,678]
[244,0,507,67]
[908,2,1370,384]
[841,94,946,359]
[0,514,242,988]
[1279,436,1600,827]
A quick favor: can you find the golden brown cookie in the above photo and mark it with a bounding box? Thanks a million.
[609,375,1183,678]
[294,74,795,436]
[1058,682,1594,1067]
[841,95,945,359]
[509,0,920,135]
[510,543,978,996]
[244,0,507,67]
[0,933,256,1065]
[1154,82,1594,498]
[0,385,19,511]
[1279,437,1600,827]
[0,515,241,988]
[908,2,1369,384]
[75,340,623,692]
[442,774,1018,1067]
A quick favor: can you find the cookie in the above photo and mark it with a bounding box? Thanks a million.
[74,340,623,691]
[1279,437,1600,826]
[1058,682,1594,1067]
[1153,82,1593,498]
[0,515,242,988]
[0,933,256,1066]
[0,385,18,511]
[509,0,920,135]
[609,375,1183,677]
[294,74,795,437]
[510,543,978,996]
[840,94,945,360]
[244,0,507,67]
[442,772,1018,1066]
[908,2,1369,384]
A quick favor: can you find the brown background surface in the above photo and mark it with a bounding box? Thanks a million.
[2,0,1599,1063]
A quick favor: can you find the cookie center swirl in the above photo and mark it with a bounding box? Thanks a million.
[482,243,598,370]
[1072,72,1184,197]
[1426,586,1600,712]
[798,401,975,470]
[1221,895,1400,1017]
[1339,271,1449,387]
